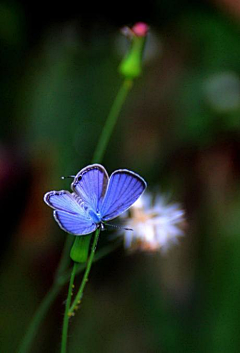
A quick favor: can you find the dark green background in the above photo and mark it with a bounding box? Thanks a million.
[1,0,240,352]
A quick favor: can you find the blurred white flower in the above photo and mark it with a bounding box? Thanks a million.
[122,192,185,253]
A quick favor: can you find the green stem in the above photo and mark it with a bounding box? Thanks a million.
[92,79,133,163]
[69,229,100,315]
[61,262,77,353]
[17,240,121,353]
[17,284,60,353]
[17,77,134,353]
[58,239,121,286]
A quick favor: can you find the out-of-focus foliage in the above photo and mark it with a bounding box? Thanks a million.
[1,1,240,352]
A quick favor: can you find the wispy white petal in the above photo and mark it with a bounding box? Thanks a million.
[122,192,185,253]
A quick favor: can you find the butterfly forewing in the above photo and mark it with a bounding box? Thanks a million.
[44,190,87,214]
[100,170,147,221]
[71,164,109,212]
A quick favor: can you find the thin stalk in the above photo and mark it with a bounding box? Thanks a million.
[69,229,100,315]
[58,239,121,286]
[17,77,133,353]
[17,240,121,353]
[61,262,77,353]
[92,79,133,163]
[17,284,60,353]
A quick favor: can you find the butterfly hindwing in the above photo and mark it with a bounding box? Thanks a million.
[54,211,97,235]
[100,170,147,221]
[71,164,109,212]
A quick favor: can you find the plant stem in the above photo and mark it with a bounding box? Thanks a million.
[17,284,60,353]
[92,79,133,163]
[69,229,100,315]
[59,78,133,350]
[17,77,133,353]
[61,262,77,353]
[17,240,121,353]
[58,239,121,286]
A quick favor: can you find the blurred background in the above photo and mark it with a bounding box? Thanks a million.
[1,0,240,352]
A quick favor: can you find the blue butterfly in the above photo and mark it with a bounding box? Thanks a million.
[44,164,147,235]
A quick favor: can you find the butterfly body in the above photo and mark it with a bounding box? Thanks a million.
[44,164,147,236]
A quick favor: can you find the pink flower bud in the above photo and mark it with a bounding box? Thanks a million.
[119,22,149,79]
[132,22,149,37]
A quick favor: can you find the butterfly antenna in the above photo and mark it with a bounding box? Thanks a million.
[104,222,133,231]
[61,175,76,180]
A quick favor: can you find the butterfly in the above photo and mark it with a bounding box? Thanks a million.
[44,164,147,236]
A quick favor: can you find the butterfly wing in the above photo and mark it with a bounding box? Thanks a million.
[100,169,147,221]
[44,190,97,235]
[71,164,109,213]
[53,211,97,235]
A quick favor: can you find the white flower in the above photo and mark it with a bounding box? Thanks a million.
[122,192,185,253]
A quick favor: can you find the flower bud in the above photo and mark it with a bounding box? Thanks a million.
[70,235,91,263]
[119,22,149,79]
